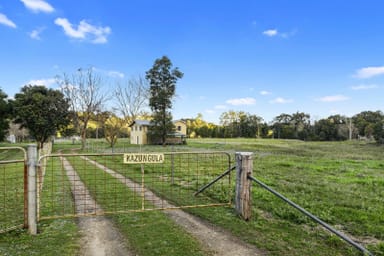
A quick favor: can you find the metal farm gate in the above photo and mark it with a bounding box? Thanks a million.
[0,147,27,233]
[1,146,373,255]
[37,151,233,220]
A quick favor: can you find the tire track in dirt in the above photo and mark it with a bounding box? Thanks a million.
[61,157,133,256]
[83,156,264,256]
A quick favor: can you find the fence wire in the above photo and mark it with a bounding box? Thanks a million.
[0,147,27,233]
[38,152,232,220]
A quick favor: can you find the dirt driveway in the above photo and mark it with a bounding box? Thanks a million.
[62,156,263,256]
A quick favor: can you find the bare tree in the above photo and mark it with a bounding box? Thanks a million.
[59,68,109,150]
[113,76,149,125]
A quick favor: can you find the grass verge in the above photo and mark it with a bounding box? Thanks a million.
[1,139,383,255]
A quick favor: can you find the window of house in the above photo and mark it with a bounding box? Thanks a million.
[177,126,181,131]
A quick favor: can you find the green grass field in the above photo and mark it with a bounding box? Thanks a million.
[0,138,383,255]
[188,138,384,255]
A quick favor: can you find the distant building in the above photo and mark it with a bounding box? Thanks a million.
[129,120,187,145]
[130,120,151,145]
[174,120,187,135]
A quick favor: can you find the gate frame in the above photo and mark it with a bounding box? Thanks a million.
[36,150,233,221]
[3,147,236,235]
[26,145,38,234]
[0,146,28,233]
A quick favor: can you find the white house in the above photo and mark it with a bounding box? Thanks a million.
[129,120,187,145]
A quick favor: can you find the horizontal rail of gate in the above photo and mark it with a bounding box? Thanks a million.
[38,151,232,220]
[0,147,27,233]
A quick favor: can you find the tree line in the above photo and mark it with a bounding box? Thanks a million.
[185,110,384,143]
[1,56,384,146]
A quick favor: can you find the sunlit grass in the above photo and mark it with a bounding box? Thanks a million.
[1,139,383,255]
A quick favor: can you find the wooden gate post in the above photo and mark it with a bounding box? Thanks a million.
[27,144,37,235]
[235,152,253,220]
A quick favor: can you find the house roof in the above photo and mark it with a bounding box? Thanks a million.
[129,119,186,127]
[173,119,187,124]
[129,120,152,127]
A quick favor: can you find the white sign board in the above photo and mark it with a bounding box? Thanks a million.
[123,153,164,164]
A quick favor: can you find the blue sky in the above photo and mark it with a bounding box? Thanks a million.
[1,0,383,124]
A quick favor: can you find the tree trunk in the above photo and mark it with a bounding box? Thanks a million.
[80,128,87,150]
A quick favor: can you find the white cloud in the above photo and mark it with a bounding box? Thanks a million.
[263,29,278,37]
[226,97,256,106]
[93,67,124,78]
[269,97,293,104]
[26,78,56,87]
[260,90,271,95]
[351,84,378,90]
[317,95,349,102]
[354,66,384,79]
[29,27,45,40]
[0,13,17,28]
[55,18,84,38]
[54,18,111,44]
[20,0,54,13]
[262,28,297,38]
[29,30,40,40]
[108,71,124,78]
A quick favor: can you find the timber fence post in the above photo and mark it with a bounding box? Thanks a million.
[235,152,253,220]
[27,144,37,235]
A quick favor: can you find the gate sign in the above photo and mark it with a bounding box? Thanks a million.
[123,153,164,164]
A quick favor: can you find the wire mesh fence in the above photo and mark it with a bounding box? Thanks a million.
[0,147,27,233]
[38,151,232,220]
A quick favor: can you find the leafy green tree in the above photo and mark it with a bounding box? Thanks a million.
[220,110,241,138]
[240,114,263,138]
[185,114,219,138]
[372,119,384,144]
[271,112,311,140]
[291,112,310,139]
[219,111,263,138]
[352,111,384,140]
[0,89,11,141]
[272,113,293,139]
[145,56,183,144]
[313,117,339,141]
[103,112,124,150]
[311,115,353,141]
[12,85,70,148]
